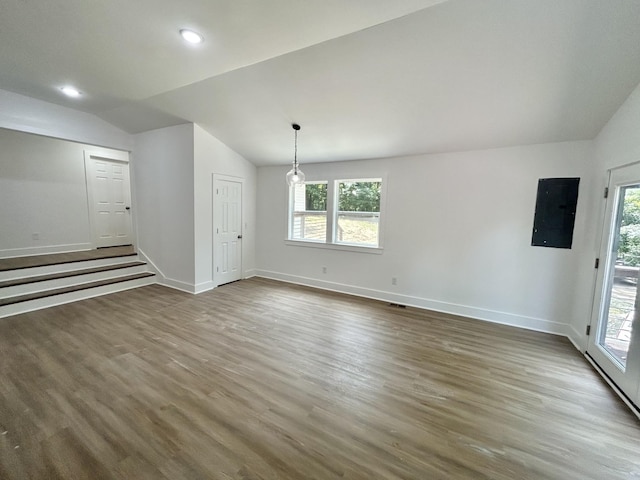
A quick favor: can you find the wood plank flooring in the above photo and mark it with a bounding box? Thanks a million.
[0,277,638,479]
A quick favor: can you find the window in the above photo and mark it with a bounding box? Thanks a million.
[290,182,327,241]
[288,178,383,250]
[336,180,381,247]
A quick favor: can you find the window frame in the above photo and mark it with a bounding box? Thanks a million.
[288,180,328,243]
[286,175,385,254]
[333,178,383,248]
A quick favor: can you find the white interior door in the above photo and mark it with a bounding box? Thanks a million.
[85,152,133,248]
[588,163,640,408]
[214,177,242,286]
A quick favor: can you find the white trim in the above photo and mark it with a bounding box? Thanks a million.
[136,248,162,277]
[194,281,214,294]
[137,249,197,294]
[213,174,244,288]
[255,270,568,336]
[84,151,133,249]
[287,175,386,250]
[84,149,129,163]
[585,353,640,420]
[284,240,383,254]
[157,276,197,294]
[586,165,640,400]
[567,324,586,352]
[243,268,257,278]
[0,242,92,259]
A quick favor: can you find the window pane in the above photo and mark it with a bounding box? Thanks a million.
[336,212,379,245]
[292,212,327,241]
[291,182,327,241]
[336,180,381,246]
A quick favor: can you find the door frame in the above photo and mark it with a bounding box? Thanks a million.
[587,162,640,410]
[212,173,244,287]
[84,150,133,249]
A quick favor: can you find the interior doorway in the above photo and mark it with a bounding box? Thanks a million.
[213,175,243,286]
[84,151,133,248]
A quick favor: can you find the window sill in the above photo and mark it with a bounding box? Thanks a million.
[285,240,383,254]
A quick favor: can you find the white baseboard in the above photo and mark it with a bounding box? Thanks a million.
[194,281,214,294]
[137,249,216,294]
[567,324,586,352]
[255,270,568,336]
[136,249,197,294]
[243,269,257,279]
[584,353,640,420]
[136,249,161,276]
[157,276,197,294]
[0,242,92,259]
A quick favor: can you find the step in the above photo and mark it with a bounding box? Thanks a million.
[0,272,155,307]
[0,254,140,282]
[0,262,148,298]
[0,272,156,318]
[0,245,136,272]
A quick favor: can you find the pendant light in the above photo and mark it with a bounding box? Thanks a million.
[286,123,305,186]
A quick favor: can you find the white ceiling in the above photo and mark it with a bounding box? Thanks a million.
[1,0,640,166]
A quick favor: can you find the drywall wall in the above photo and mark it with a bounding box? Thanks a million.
[596,81,640,171]
[0,128,129,258]
[0,89,132,151]
[568,81,640,350]
[256,141,594,335]
[133,124,195,291]
[193,125,257,291]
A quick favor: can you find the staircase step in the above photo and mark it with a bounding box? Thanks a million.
[0,272,155,307]
[0,261,147,288]
[0,255,142,282]
[0,245,136,272]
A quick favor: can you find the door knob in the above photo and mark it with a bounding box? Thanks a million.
[237,235,243,239]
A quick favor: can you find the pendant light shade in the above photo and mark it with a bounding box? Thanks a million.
[286,123,305,186]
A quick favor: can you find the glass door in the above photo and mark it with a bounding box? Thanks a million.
[588,164,640,407]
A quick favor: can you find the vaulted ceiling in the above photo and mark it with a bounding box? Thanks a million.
[2,0,640,165]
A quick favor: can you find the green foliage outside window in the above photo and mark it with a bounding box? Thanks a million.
[338,181,381,212]
[305,183,327,211]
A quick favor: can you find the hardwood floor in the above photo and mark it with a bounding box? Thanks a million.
[0,277,638,479]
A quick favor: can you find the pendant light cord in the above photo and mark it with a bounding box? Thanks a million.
[294,128,298,174]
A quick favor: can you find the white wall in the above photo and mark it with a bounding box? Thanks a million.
[133,124,195,290]
[193,125,257,291]
[0,128,130,258]
[595,82,640,172]
[257,141,594,335]
[567,81,640,349]
[0,89,132,151]
[0,91,258,296]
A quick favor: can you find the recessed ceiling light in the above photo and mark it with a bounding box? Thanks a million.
[180,29,204,44]
[60,86,81,98]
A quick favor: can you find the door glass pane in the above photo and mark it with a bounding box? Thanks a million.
[600,185,640,367]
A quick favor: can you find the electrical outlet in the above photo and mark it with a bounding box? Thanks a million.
[322,266,327,274]
[392,277,397,285]
[32,233,40,241]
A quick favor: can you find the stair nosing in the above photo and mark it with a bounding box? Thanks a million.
[0,272,155,307]
[0,261,147,288]
[0,252,139,272]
